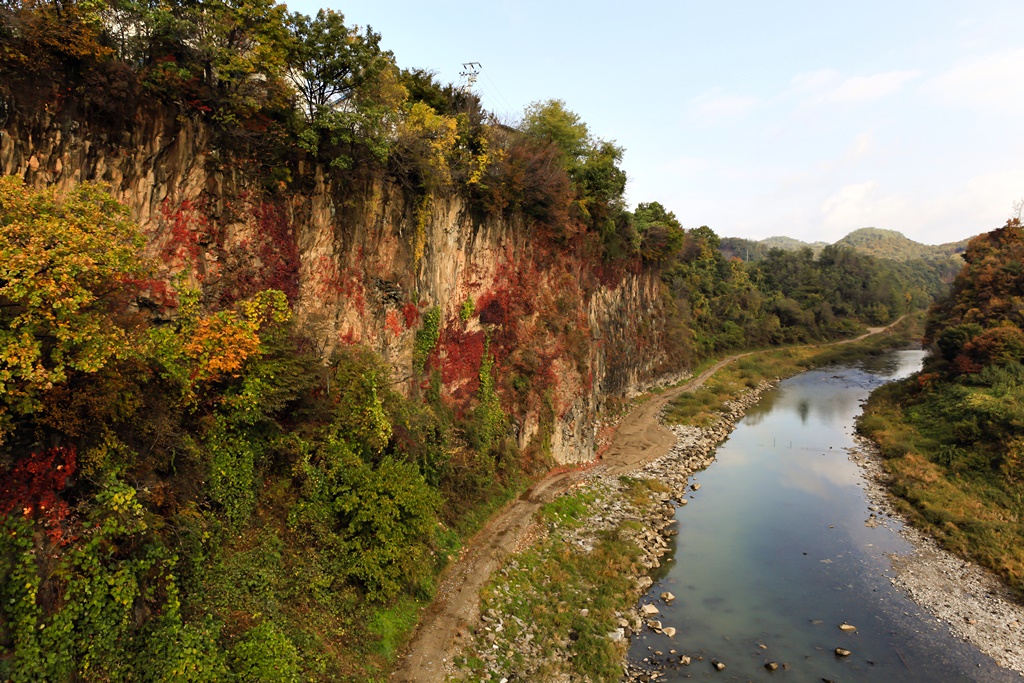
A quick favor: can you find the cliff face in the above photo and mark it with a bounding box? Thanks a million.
[0,107,673,464]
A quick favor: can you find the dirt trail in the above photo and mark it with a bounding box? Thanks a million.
[392,320,903,683]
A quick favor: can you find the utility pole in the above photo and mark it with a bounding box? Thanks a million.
[459,62,481,93]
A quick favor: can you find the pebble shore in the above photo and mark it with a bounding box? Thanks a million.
[850,437,1024,676]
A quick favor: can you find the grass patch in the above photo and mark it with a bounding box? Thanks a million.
[540,489,598,527]
[368,595,426,663]
[859,375,1024,598]
[619,476,671,508]
[450,481,656,683]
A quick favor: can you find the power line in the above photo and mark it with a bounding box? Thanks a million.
[459,62,518,120]
[481,69,516,116]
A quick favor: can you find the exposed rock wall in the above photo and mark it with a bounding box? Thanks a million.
[0,107,673,464]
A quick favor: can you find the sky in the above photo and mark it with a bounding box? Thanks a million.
[287,0,1024,244]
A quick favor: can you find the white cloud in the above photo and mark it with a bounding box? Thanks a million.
[925,48,1024,113]
[812,168,1024,243]
[687,90,760,126]
[815,70,922,104]
[789,68,840,93]
[846,131,875,161]
[820,181,881,225]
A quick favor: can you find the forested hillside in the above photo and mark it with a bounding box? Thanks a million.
[721,229,965,328]
[721,228,968,264]
[0,0,957,680]
[836,227,968,262]
[859,217,1024,595]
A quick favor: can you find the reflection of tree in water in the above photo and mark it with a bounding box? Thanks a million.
[797,399,810,424]
[740,390,778,427]
[806,386,858,426]
[772,372,865,427]
[856,354,902,376]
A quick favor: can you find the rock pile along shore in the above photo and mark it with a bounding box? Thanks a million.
[448,379,778,682]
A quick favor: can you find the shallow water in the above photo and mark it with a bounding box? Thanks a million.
[630,349,1017,682]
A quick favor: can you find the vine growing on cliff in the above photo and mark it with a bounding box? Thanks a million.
[413,306,441,373]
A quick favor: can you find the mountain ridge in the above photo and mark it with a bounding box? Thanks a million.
[720,227,972,263]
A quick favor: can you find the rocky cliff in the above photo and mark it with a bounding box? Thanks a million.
[0,106,674,464]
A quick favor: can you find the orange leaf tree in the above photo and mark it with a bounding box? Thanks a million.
[0,176,148,441]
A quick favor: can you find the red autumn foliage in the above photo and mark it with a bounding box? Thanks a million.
[433,325,487,402]
[962,326,1024,367]
[402,302,420,328]
[253,201,300,301]
[311,257,366,316]
[469,129,577,240]
[385,309,404,336]
[0,445,78,544]
[160,197,209,264]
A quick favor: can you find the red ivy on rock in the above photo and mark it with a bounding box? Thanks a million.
[0,445,78,544]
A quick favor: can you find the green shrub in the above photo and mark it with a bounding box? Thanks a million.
[459,295,475,321]
[413,306,441,373]
[206,418,262,527]
[290,438,440,602]
[232,622,302,683]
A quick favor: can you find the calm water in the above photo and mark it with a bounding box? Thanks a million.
[630,349,1017,682]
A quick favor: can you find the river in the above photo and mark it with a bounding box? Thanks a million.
[629,349,1017,682]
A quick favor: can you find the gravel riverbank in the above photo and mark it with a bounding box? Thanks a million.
[850,438,1024,676]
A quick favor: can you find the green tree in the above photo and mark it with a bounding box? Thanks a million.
[520,99,627,240]
[633,201,684,261]
[151,0,293,122]
[287,9,390,122]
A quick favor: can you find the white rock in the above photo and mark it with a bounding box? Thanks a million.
[641,603,660,616]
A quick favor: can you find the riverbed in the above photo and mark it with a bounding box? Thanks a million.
[630,349,1019,682]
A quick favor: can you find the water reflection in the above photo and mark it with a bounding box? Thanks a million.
[631,350,1017,682]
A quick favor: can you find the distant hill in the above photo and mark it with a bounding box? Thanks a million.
[761,236,830,253]
[834,228,968,262]
[721,228,971,264]
[720,236,827,261]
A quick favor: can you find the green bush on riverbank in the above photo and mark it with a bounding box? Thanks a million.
[858,219,1024,597]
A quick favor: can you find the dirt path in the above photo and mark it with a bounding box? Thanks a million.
[392,320,904,683]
